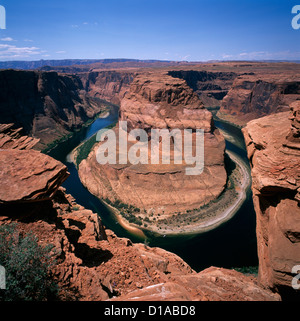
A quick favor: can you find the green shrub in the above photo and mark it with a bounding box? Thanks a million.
[233,266,258,276]
[75,134,97,167]
[0,223,58,301]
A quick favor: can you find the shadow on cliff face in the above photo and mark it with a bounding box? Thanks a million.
[277,284,300,302]
[258,188,298,213]
[0,200,58,223]
[74,243,113,268]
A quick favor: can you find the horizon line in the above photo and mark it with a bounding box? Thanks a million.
[0,58,300,63]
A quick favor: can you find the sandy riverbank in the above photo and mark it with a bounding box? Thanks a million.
[66,111,111,164]
[103,201,147,239]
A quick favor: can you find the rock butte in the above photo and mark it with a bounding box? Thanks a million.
[78,72,227,217]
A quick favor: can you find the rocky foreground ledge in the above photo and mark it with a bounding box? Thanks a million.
[0,138,279,300]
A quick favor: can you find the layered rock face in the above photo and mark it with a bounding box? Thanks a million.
[78,72,227,217]
[243,102,300,299]
[1,190,279,301]
[168,70,237,109]
[120,72,214,131]
[79,70,135,105]
[219,74,300,126]
[0,123,39,150]
[0,70,111,150]
[0,149,69,204]
[0,145,193,300]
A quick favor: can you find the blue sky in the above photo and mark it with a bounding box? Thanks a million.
[0,0,299,61]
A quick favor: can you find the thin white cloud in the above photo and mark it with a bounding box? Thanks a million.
[56,50,66,54]
[222,50,300,60]
[24,39,34,42]
[0,44,42,59]
[0,37,14,42]
[71,22,99,29]
[181,54,191,61]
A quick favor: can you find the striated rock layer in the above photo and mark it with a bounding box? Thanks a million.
[219,74,300,126]
[79,70,135,106]
[0,69,112,151]
[168,70,237,109]
[78,72,227,217]
[0,123,39,150]
[243,102,300,299]
[0,149,69,204]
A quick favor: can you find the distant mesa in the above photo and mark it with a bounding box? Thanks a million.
[0,58,188,72]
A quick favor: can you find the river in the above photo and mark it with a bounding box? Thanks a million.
[48,112,258,272]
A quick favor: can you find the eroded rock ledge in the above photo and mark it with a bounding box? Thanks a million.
[0,123,40,150]
[0,149,69,203]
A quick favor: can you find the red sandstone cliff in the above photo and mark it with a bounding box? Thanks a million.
[0,70,112,151]
[243,101,300,300]
[219,74,300,126]
[79,70,135,106]
[168,70,237,108]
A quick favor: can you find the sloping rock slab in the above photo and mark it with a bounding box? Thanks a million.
[0,149,69,203]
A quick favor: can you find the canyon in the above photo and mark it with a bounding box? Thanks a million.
[0,133,280,301]
[2,62,300,152]
[0,61,300,300]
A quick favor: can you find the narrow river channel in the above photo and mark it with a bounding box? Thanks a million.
[48,111,258,272]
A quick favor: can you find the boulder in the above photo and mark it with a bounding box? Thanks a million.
[0,149,69,203]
